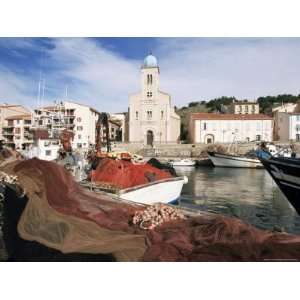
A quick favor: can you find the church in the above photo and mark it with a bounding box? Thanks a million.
[128,54,180,145]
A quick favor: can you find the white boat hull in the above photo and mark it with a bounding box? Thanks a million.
[169,160,196,167]
[208,152,263,168]
[119,176,188,205]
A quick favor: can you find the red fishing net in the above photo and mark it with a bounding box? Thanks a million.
[90,158,173,189]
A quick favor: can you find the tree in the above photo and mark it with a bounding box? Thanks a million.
[188,101,200,107]
[206,96,236,112]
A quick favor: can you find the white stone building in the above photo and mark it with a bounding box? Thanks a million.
[274,112,300,142]
[110,113,127,141]
[272,102,300,114]
[128,54,180,145]
[33,100,101,149]
[189,113,273,144]
[227,100,260,114]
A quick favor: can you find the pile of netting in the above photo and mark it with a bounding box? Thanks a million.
[90,158,173,189]
[205,144,227,154]
[1,158,300,262]
[132,204,186,230]
[0,148,22,165]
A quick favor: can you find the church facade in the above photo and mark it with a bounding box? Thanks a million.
[128,54,180,145]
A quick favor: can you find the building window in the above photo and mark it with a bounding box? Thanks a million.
[78,134,81,139]
[245,105,249,112]
[147,111,152,120]
[256,122,261,131]
[161,110,164,119]
[296,134,300,142]
[256,135,261,141]
[77,117,82,122]
[77,126,83,131]
[296,124,300,132]
[16,120,20,124]
[203,122,207,130]
[15,128,21,134]
[45,150,51,156]
[147,74,153,85]
[297,115,300,121]
[77,143,82,148]
[135,111,138,120]
[147,91,152,98]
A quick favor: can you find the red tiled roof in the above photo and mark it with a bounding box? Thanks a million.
[0,104,21,108]
[5,114,32,120]
[191,113,273,120]
[231,101,258,105]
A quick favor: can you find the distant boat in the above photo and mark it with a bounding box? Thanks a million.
[168,159,196,167]
[257,150,300,214]
[207,151,263,168]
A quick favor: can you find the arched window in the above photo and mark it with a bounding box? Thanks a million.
[147,74,153,85]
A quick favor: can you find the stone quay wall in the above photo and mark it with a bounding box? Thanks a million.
[110,141,300,159]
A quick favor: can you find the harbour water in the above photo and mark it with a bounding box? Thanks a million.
[176,166,300,235]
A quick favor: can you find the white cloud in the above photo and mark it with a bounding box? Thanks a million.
[0,66,36,107]
[1,38,300,113]
[45,38,140,112]
[156,38,300,105]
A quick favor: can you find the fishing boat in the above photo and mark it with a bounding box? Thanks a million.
[85,156,188,205]
[168,159,196,167]
[83,175,188,205]
[257,150,300,214]
[207,151,263,168]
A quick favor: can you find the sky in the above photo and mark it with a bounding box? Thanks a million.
[1,37,300,113]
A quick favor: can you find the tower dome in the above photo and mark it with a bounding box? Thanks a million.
[143,54,158,68]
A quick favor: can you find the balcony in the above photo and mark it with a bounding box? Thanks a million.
[65,109,75,116]
[24,132,33,138]
[3,132,14,136]
[2,124,14,128]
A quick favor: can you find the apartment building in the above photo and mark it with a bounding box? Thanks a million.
[2,114,33,149]
[0,104,31,141]
[33,100,101,149]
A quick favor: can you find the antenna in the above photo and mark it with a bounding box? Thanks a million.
[65,86,68,99]
[37,74,41,108]
[41,78,46,108]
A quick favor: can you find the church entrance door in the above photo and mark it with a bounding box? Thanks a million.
[146,130,154,146]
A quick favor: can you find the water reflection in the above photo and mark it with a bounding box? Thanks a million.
[175,166,300,234]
